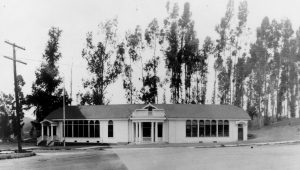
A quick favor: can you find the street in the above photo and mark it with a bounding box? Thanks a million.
[1,144,300,170]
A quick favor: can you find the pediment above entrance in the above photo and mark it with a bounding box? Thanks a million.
[130,104,166,119]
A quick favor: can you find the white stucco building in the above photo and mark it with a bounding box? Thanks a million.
[38,104,250,146]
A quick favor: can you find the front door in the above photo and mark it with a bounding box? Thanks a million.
[238,124,243,141]
[157,122,163,142]
[142,122,151,142]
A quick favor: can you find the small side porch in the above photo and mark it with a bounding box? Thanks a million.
[37,119,59,146]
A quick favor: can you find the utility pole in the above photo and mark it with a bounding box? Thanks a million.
[63,80,66,147]
[4,40,26,153]
[70,62,73,105]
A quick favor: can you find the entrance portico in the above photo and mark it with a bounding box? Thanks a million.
[131,104,166,143]
[39,119,58,145]
[132,121,164,143]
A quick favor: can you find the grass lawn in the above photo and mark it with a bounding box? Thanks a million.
[0,142,37,151]
[249,118,300,142]
[0,151,36,160]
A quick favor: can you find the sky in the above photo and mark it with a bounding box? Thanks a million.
[1,0,300,118]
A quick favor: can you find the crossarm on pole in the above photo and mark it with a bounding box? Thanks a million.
[3,56,27,65]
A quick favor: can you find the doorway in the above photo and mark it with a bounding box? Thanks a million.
[238,124,243,141]
[142,122,151,141]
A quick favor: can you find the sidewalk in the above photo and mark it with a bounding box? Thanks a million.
[2,139,300,151]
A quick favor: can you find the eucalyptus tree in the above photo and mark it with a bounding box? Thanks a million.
[232,0,248,106]
[194,37,214,104]
[81,18,123,105]
[182,21,199,104]
[143,18,164,103]
[234,55,247,107]
[163,2,200,104]
[123,25,143,104]
[164,2,182,103]
[246,17,272,119]
[266,19,282,118]
[140,57,160,103]
[213,0,234,104]
[179,2,194,103]
[278,19,296,117]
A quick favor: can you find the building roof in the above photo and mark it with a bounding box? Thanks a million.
[45,104,251,120]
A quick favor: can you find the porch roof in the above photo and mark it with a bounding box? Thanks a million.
[45,104,250,120]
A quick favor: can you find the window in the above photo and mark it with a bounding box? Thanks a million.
[90,120,95,137]
[84,120,89,137]
[192,120,198,137]
[218,120,224,137]
[186,120,191,137]
[108,120,113,137]
[65,121,72,137]
[211,120,216,137]
[53,126,56,136]
[73,120,79,137]
[205,120,211,137]
[78,120,84,137]
[49,126,51,136]
[224,120,229,137]
[199,120,205,137]
[158,122,163,137]
[95,120,100,137]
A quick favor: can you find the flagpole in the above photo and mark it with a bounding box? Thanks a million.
[63,80,66,147]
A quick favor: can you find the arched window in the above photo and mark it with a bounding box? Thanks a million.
[205,120,211,137]
[192,120,198,137]
[211,120,216,137]
[218,120,224,137]
[199,120,205,137]
[90,120,95,137]
[84,120,89,137]
[186,120,191,137]
[95,120,100,137]
[108,120,113,137]
[224,120,229,137]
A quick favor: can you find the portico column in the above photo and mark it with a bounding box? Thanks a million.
[151,122,154,142]
[138,122,142,142]
[51,124,53,141]
[131,121,134,142]
[134,122,138,142]
[155,122,158,142]
[47,125,49,138]
[41,124,44,140]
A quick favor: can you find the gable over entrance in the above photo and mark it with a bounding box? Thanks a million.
[130,104,166,120]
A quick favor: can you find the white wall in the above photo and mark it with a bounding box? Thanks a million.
[168,120,245,143]
[54,119,248,144]
[56,120,129,144]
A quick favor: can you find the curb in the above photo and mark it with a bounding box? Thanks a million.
[194,140,300,148]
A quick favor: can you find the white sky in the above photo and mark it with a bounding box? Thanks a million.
[1,0,300,118]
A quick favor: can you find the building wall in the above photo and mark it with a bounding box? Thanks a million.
[167,120,247,143]
[56,120,129,144]
[54,119,248,144]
